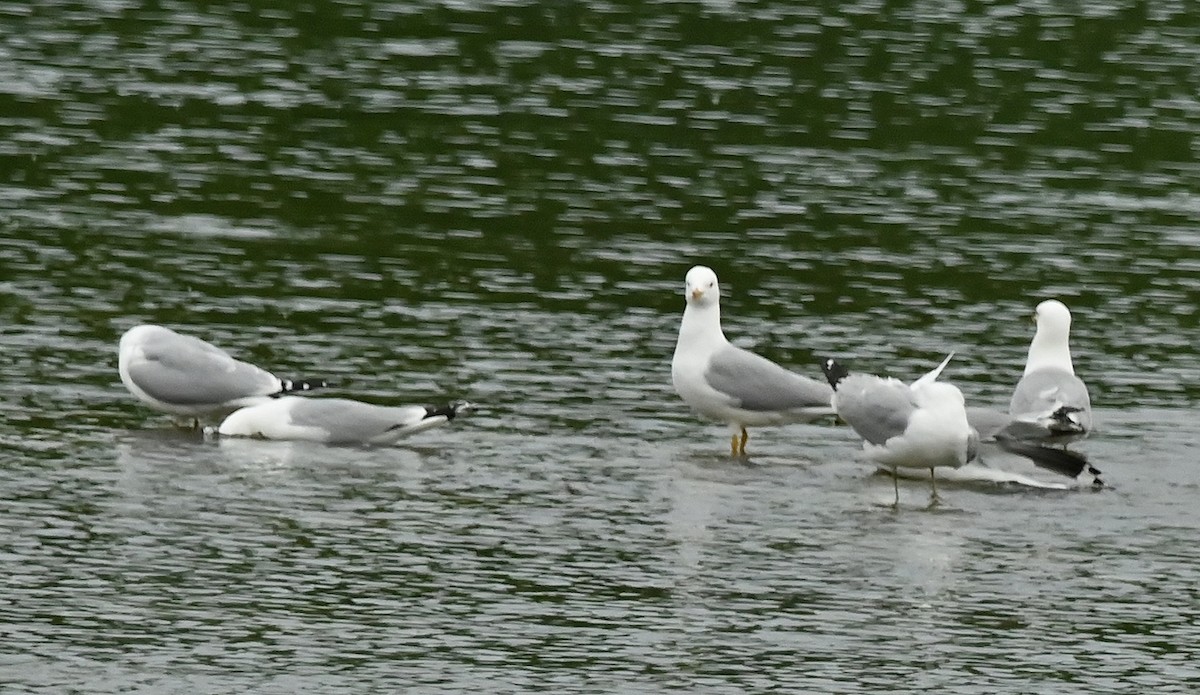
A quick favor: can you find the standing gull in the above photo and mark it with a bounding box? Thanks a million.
[822,354,977,506]
[671,265,834,457]
[118,324,327,421]
[218,397,475,444]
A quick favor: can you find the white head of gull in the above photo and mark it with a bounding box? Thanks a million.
[671,265,834,457]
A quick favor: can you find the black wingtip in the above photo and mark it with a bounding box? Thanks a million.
[820,358,849,390]
[1046,405,1088,436]
[276,378,331,395]
[425,400,476,421]
[996,437,1093,479]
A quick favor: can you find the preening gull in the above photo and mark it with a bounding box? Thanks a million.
[671,265,834,457]
[119,324,327,421]
[822,354,977,506]
[217,397,475,444]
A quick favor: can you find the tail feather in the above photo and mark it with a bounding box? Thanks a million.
[912,352,955,389]
[275,378,331,396]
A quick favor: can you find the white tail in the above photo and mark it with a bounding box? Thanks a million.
[911,352,955,389]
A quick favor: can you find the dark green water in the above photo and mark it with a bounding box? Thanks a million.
[2,1,1199,692]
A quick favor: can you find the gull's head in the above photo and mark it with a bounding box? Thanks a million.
[684,265,720,306]
[119,324,162,361]
[1035,299,1072,333]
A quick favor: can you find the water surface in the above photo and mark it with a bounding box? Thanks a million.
[2,1,1198,692]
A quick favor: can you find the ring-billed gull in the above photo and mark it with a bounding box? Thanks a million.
[119,324,327,421]
[822,354,977,507]
[1010,299,1092,443]
[970,299,1101,483]
[217,397,474,444]
[671,265,834,457]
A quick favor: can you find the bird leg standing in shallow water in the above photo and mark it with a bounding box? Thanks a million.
[929,468,940,507]
[730,426,749,457]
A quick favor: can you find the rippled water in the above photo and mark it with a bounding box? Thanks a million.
[2,1,1199,692]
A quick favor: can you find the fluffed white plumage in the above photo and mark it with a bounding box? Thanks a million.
[671,265,834,457]
[823,354,977,506]
[217,397,475,445]
[118,324,326,420]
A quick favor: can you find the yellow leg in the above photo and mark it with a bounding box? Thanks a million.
[729,427,750,457]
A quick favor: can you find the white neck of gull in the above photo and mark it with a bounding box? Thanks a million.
[676,296,728,354]
[1025,314,1074,376]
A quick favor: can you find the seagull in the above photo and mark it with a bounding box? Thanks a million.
[217,397,475,444]
[958,300,1102,485]
[1010,299,1093,444]
[118,324,327,423]
[671,265,834,457]
[822,354,978,506]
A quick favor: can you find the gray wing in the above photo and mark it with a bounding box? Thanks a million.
[703,345,833,412]
[966,406,1015,441]
[129,331,281,406]
[1009,367,1092,429]
[287,398,429,443]
[968,403,1096,478]
[834,375,915,445]
[968,406,1069,445]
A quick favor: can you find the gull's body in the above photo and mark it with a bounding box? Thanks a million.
[671,266,834,456]
[1009,300,1092,445]
[218,397,474,445]
[824,354,977,506]
[118,324,325,420]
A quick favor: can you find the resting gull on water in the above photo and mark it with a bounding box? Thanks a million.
[118,324,327,422]
[217,397,475,444]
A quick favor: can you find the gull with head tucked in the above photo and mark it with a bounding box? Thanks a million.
[671,265,834,457]
[822,353,977,507]
[118,324,327,424]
